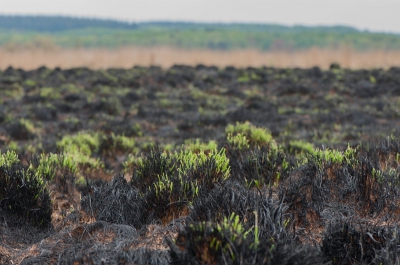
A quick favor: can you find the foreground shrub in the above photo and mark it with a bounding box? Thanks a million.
[0,151,51,228]
[168,213,325,265]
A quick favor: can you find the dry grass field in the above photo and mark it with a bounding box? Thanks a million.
[1,46,400,70]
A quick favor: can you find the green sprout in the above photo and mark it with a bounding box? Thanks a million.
[0,150,20,168]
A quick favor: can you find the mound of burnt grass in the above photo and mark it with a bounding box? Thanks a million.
[81,174,144,228]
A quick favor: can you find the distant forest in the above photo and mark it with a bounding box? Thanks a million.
[1,15,400,50]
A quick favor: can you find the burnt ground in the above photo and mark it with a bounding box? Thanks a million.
[1,64,400,264]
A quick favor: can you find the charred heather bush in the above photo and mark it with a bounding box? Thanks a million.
[281,145,400,229]
[138,147,229,224]
[322,222,400,265]
[226,144,290,187]
[142,173,191,224]
[184,148,230,191]
[0,151,51,228]
[168,213,324,265]
[130,145,176,192]
[81,174,143,228]
[190,181,294,245]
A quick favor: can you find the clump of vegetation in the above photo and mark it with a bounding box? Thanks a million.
[168,211,324,265]
[0,151,51,227]
[128,145,230,224]
[29,153,77,193]
[226,121,276,148]
[57,131,104,173]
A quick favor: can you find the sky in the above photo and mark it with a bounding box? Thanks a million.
[0,0,399,34]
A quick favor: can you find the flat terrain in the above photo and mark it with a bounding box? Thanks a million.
[1,47,400,70]
[1,64,400,264]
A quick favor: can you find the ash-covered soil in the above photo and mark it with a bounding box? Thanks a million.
[1,64,400,264]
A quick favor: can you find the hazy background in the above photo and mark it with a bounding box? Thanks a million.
[1,0,400,69]
[1,0,400,33]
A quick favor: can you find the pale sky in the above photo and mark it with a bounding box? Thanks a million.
[1,0,399,34]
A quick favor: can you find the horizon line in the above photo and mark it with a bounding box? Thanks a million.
[1,13,399,35]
